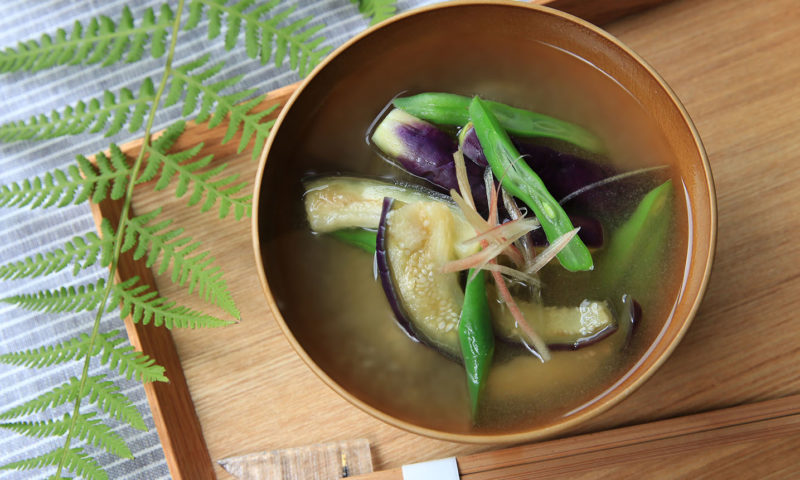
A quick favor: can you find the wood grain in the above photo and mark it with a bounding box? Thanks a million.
[350,394,800,478]
[93,0,800,478]
[532,0,673,25]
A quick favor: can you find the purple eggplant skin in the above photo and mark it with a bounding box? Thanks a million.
[459,126,613,207]
[459,123,488,167]
[372,109,488,212]
[499,322,619,352]
[547,323,619,351]
[621,294,643,349]
[529,214,604,248]
[375,196,463,362]
[375,197,421,343]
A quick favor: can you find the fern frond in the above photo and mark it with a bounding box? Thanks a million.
[166,55,279,160]
[0,379,79,421]
[2,281,106,314]
[138,120,252,219]
[0,416,70,440]
[228,95,279,160]
[0,446,106,480]
[0,375,145,431]
[0,147,131,208]
[0,332,114,369]
[121,209,239,317]
[185,0,331,76]
[82,375,147,430]
[0,5,174,74]
[0,221,114,280]
[92,331,167,383]
[0,79,156,143]
[74,413,132,458]
[0,330,164,382]
[0,413,129,459]
[351,0,397,25]
[113,277,233,328]
[3,277,232,328]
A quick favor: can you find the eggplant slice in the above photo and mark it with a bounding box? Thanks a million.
[304,176,619,360]
[377,197,475,359]
[490,289,617,351]
[304,175,478,258]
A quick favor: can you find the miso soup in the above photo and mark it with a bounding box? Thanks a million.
[260,34,689,435]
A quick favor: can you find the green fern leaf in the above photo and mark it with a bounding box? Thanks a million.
[0,332,111,369]
[0,144,131,209]
[113,277,233,328]
[0,446,107,480]
[0,448,60,475]
[0,379,79,421]
[0,5,174,74]
[186,0,332,76]
[0,78,156,142]
[121,208,239,317]
[3,277,232,328]
[138,121,185,184]
[0,220,114,280]
[166,56,279,160]
[0,416,70,439]
[82,375,147,430]
[351,0,397,25]
[0,330,164,382]
[0,375,146,431]
[2,282,105,314]
[93,331,167,383]
[71,413,133,459]
[136,119,253,218]
[227,95,279,160]
[0,413,129,459]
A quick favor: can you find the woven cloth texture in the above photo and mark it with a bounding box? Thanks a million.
[0,1,437,478]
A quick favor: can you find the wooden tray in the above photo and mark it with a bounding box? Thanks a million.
[89,0,800,478]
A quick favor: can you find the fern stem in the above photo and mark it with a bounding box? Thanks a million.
[53,1,186,477]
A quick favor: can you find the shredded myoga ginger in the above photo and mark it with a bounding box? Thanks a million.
[443,154,588,361]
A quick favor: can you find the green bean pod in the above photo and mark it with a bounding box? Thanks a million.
[469,96,594,272]
[393,92,605,154]
[600,179,673,296]
[328,228,378,254]
[458,268,494,420]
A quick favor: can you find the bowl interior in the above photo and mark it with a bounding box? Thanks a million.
[253,1,715,443]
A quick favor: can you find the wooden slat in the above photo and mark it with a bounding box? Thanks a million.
[350,394,800,479]
[532,0,673,25]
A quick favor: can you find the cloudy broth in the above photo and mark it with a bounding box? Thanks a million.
[263,36,689,434]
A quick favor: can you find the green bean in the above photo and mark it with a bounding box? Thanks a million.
[393,92,605,154]
[469,96,593,272]
[600,180,673,297]
[328,228,377,254]
[458,268,494,419]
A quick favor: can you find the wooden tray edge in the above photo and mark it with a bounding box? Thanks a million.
[86,85,294,480]
[353,394,800,479]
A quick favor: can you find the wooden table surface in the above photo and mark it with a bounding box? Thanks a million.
[123,0,800,477]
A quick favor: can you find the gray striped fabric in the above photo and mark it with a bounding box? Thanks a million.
[0,1,437,478]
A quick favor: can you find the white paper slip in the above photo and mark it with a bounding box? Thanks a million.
[401,456,460,480]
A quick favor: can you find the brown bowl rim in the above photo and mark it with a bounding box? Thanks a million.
[252,0,717,444]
